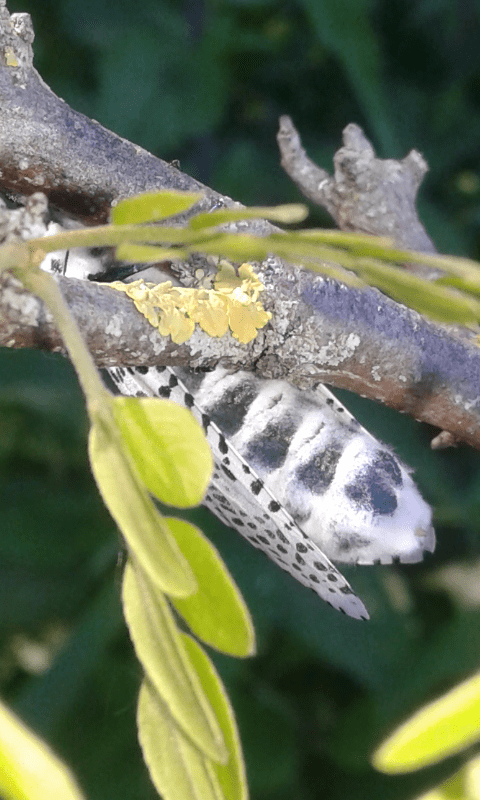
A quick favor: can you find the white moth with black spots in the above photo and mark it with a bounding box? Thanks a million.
[108,365,435,621]
[40,235,435,620]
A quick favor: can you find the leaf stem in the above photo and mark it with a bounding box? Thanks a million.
[18,267,110,419]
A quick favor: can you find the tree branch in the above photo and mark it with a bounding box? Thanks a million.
[277,114,436,255]
[1,3,480,450]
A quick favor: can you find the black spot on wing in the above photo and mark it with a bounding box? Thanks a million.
[206,381,258,437]
[221,465,237,481]
[295,443,343,494]
[373,451,403,487]
[344,450,402,516]
[243,415,297,472]
[173,368,208,394]
[334,531,371,555]
[218,434,228,455]
[345,478,397,515]
[250,479,263,495]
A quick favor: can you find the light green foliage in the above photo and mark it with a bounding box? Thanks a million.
[188,204,308,229]
[137,680,225,800]
[373,670,480,773]
[111,190,203,225]
[122,560,227,763]
[6,186,480,799]
[179,634,248,800]
[0,699,85,800]
[2,225,253,800]
[113,193,480,329]
[28,189,480,330]
[5,6,480,798]
[112,397,212,507]
[167,518,255,657]
[89,417,197,598]
[412,757,480,800]
[112,190,306,229]
[138,636,248,800]
[88,389,252,799]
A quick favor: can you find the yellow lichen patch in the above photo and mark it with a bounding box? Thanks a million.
[226,300,272,345]
[212,262,272,343]
[109,263,271,345]
[187,290,230,338]
[4,47,18,67]
[214,262,265,303]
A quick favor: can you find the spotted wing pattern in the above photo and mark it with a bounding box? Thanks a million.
[109,365,370,620]
[172,367,434,568]
[39,233,434,620]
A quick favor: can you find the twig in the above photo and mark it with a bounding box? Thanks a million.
[277,115,436,254]
[1,5,480,449]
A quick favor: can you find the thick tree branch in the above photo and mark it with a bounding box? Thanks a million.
[0,4,226,225]
[1,3,480,449]
[277,114,436,255]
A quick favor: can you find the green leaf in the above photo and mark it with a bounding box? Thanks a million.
[181,633,248,800]
[260,234,364,284]
[0,242,28,274]
[112,397,213,508]
[436,273,480,299]
[354,257,480,326]
[188,203,308,230]
[0,700,85,800]
[372,670,480,774]
[122,560,227,763]
[189,234,270,262]
[167,518,255,657]
[89,419,196,598]
[291,229,395,250]
[465,754,480,800]
[137,635,248,800]
[111,190,203,225]
[115,244,187,263]
[412,761,473,800]
[137,680,224,800]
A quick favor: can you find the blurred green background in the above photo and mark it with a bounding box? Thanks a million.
[3,1,480,798]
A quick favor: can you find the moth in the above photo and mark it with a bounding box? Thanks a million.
[41,231,435,620]
[108,364,435,621]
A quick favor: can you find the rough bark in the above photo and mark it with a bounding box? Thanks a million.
[277,115,436,255]
[1,3,480,449]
